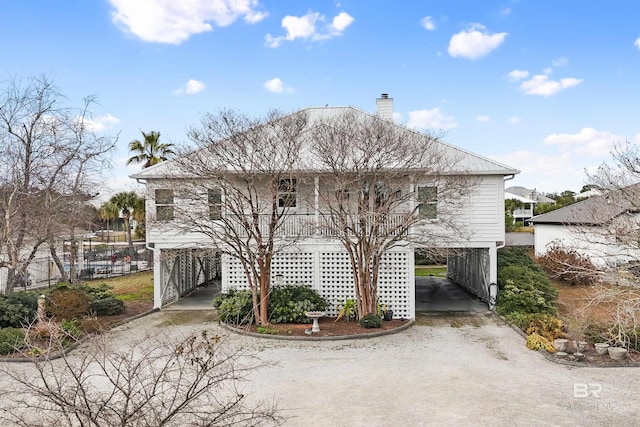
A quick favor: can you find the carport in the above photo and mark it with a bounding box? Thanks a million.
[415,246,494,313]
[415,276,487,312]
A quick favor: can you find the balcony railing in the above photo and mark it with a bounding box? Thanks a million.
[512,208,534,218]
[229,213,411,237]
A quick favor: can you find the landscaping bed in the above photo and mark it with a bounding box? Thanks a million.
[242,317,409,337]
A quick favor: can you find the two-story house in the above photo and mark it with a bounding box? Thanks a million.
[131,95,519,319]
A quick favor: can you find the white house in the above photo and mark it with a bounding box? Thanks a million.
[504,191,537,224]
[131,95,519,319]
[530,191,640,268]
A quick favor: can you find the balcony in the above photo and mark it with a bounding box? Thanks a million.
[512,208,534,218]
[230,213,411,238]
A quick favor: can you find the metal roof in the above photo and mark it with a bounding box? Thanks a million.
[131,105,520,180]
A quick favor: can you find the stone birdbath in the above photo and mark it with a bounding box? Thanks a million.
[305,311,326,333]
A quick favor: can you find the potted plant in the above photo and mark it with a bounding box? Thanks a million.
[380,303,393,321]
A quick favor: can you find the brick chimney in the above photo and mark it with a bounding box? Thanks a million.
[376,93,393,121]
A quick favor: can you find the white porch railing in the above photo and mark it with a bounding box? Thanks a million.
[230,213,411,237]
[513,208,534,217]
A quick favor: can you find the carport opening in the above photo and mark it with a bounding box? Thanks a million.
[414,250,489,313]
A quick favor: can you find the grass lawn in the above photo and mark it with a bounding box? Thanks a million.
[88,271,154,302]
[415,265,447,277]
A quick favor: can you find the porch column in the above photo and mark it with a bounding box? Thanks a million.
[153,248,162,308]
[314,175,320,235]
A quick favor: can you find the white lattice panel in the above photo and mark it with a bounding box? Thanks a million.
[377,252,411,319]
[319,251,411,318]
[223,252,315,290]
[223,250,412,319]
[223,254,250,290]
[271,252,315,285]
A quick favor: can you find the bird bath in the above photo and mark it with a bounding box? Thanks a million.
[305,311,326,333]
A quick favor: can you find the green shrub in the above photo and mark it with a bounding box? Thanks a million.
[0,292,39,328]
[268,284,328,324]
[79,283,117,300]
[497,261,558,317]
[213,289,254,325]
[89,297,125,316]
[213,285,328,325]
[359,314,382,329]
[61,318,83,340]
[0,327,25,355]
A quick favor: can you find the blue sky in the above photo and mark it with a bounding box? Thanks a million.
[2,0,640,198]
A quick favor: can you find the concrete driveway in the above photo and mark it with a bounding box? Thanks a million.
[67,311,639,426]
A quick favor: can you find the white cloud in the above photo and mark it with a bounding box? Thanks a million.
[265,11,353,48]
[448,24,507,60]
[552,57,569,66]
[392,112,403,123]
[407,108,457,130]
[519,74,583,96]
[420,16,435,31]
[330,12,354,33]
[499,7,511,16]
[82,113,120,132]
[264,77,293,93]
[493,150,585,192]
[544,127,619,156]
[635,37,640,49]
[476,115,490,123]
[507,69,529,81]
[175,79,205,95]
[542,67,553,75]
[109,0,266,44]
[245,10,268,24]
[508,116,520,124]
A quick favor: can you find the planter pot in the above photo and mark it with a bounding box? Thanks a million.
[594,343,610,355]
[383,310,393,321]
[608,347,628,361]
[577,341,588,353]
[554,339,568,352]
[574,352,585,362]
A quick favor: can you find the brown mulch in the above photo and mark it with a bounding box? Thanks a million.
[243,317,409,337]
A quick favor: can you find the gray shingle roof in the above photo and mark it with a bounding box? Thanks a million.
[529,192,632,225]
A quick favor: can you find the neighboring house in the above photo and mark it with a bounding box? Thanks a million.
[505,191,537,224]
[506,186,556,204]
[131,96,519,318]
[529,192,640,268]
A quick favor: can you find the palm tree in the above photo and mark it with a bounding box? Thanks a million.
[99,201,119,243]
[107,192,145,258]
[126,130,175,168]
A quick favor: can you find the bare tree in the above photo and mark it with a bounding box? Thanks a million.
[0,320,282,426]
[0,75,116,290]
[309,110,473,317]
[168,109,309,326]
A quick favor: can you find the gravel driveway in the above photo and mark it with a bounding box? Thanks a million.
[4,311,639,426]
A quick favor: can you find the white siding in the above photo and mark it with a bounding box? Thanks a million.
[534,223,640,268]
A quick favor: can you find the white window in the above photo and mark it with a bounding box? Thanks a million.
[208,188,222,220]
[278,178,297,208]
[155,189,174,221]
[418,186,437,219]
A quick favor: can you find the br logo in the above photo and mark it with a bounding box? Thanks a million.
[573,383,602,398]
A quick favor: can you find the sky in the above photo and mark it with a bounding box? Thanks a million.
[2,0,640,199]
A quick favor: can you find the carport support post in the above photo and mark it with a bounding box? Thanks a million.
[489,245,498,309]
[153,248,162,308]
